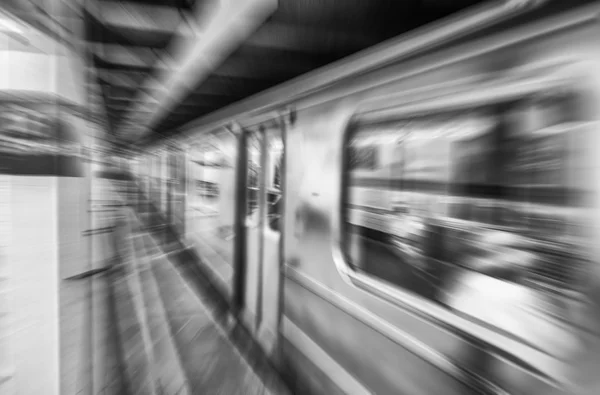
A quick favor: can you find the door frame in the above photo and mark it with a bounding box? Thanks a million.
[231,110,292,359]
[232,123,249,316]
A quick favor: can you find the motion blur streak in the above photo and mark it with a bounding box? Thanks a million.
[3,1,600,395]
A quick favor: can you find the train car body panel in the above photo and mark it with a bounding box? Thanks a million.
[238,120,285,355]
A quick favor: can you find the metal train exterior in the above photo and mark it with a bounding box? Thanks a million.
[130,2,600,394]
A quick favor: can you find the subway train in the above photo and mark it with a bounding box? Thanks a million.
[128,2,600,394]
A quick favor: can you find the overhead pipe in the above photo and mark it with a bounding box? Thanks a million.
[117,0,278,141]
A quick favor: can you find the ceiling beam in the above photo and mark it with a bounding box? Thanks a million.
[108,104,213,115]
[104,85,141,99]
[208,46,336,80]
[116,0,278,140]
[92,43,165,68]
[93,55,155,73]
[190,75,284,97]
[97,69,150,88]
[106,96,158,106]
[84,0,196,49]
[109,99,227,112]
[85,2,185,127]
[246,22,382,54]
[89,0,186,35]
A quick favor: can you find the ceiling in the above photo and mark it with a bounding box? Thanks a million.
[83,0,491,144]
[3,0,487,145]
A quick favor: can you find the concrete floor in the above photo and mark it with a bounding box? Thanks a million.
[104,179,290,395]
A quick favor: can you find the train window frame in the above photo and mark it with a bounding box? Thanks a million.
[332,63,595,379]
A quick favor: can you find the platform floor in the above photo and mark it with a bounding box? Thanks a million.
[96,178,290,395]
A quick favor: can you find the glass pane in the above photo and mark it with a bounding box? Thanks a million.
[343,96,593,356]
[266,130,283,232]
[187,129,238,284]
[246,131,263,226]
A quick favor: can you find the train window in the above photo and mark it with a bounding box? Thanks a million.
[342,92,594,352]
[244,128,283,231]
[187,129,238,276]
[348,145,378,171]
[266,131,283,232]
[246,131,263,225]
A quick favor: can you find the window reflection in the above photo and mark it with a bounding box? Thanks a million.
[343,93,592,353]
[187,130,238,280]
[244,129,283,231]
[246,131,263,225]
[266,131,283,232]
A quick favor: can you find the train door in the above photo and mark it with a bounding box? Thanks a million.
[242,122,284,356]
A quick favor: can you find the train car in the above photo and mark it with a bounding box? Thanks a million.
[135,1,600,394]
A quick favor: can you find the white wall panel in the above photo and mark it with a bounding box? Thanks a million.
[9,177,59,395]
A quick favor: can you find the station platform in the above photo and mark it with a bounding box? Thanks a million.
[89,177,291,395]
